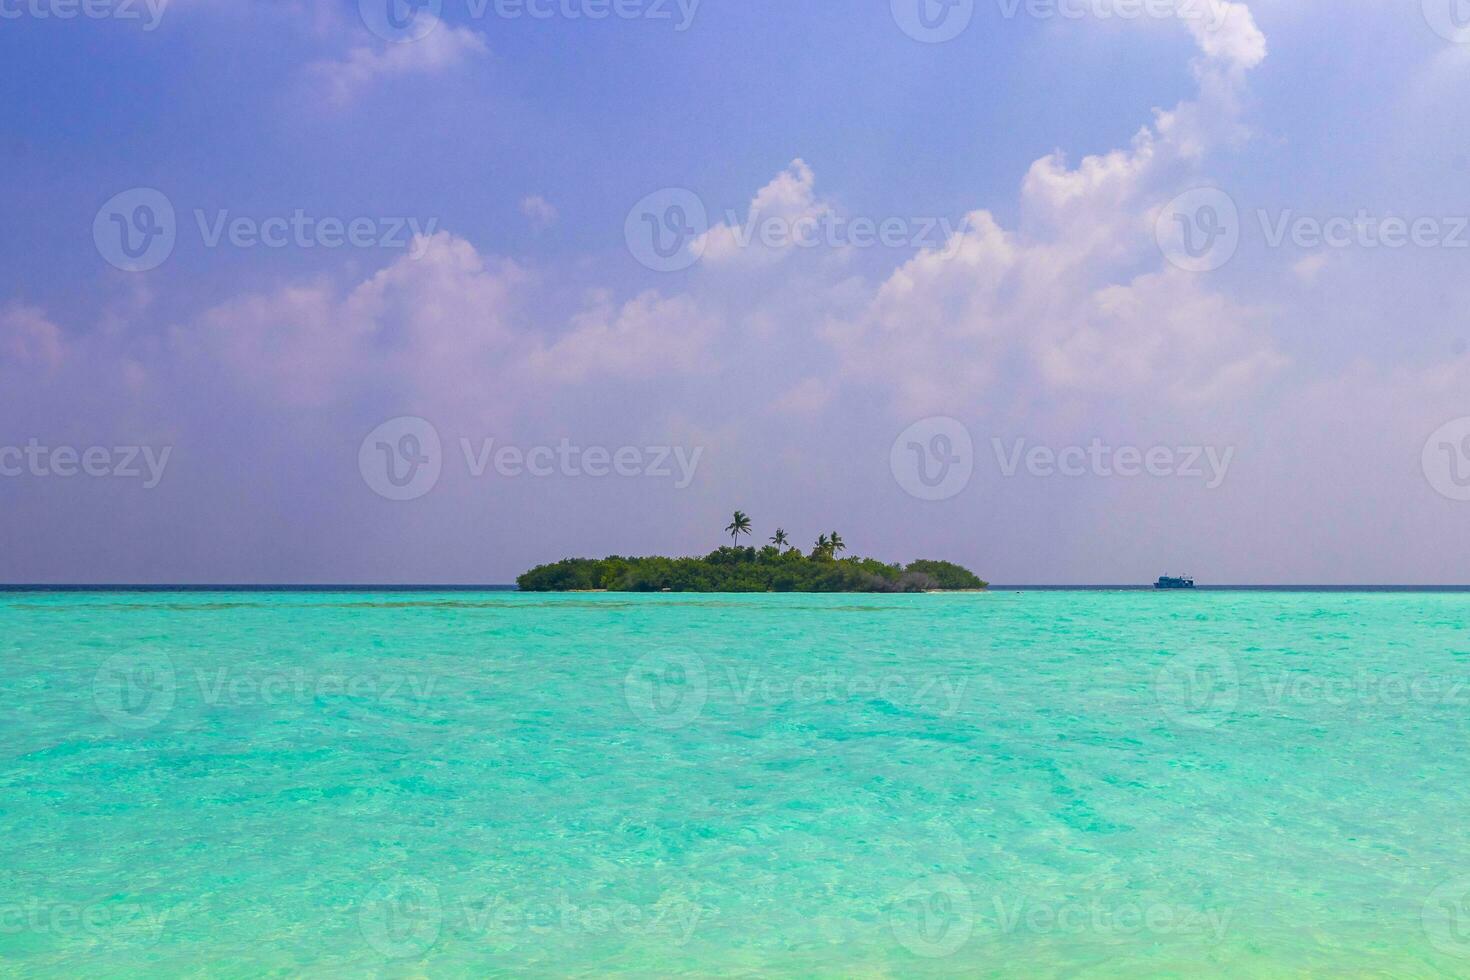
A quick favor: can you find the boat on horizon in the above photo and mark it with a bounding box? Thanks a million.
[1155,575,1196,589]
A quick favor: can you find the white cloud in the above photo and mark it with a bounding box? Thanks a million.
[520,195,559,231]
[1293,253,1330,283]
[308,19,488,108]
[1182,0,1267,73]
[1034,269,1287,403]
[525,290,718,384]
[694,159,837,266]
[771,377,833,416]
[0,305,65,371]
[173,232,716,420]
[823,0,1280,415]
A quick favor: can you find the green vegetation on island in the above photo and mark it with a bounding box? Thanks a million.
[517,512,987,593]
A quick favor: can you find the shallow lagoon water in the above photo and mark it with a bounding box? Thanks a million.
[3,589,1470,976]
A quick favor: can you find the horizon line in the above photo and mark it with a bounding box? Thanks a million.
[4,584,1470,593]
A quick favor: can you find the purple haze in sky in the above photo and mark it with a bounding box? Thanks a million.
[2,0,1469,584]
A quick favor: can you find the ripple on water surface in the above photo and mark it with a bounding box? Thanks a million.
[2,590,1470,976]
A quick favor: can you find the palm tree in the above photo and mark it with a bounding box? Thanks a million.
[829,531,846,556]
[813,534,831,559]
[770,528,789,548]
[725,511,752,546]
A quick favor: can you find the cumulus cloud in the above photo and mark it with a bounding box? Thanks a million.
[822,0,1279,415]
[1034,269,1286,402]
[173,232,718,423]
[520,195,559,231]
[771,377,833,416]
[184,4,1284,436]
[1293,254,1330,283]
[1182,0,1267,74]
[308,19,488,107]
[0,305,65,371]
[694,159,838,266]
[525,291,718,384]
[29,0,1468,583]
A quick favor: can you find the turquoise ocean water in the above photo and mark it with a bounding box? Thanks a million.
[4,589,1470,977]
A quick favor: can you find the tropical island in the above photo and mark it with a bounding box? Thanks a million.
[517,512,987,593]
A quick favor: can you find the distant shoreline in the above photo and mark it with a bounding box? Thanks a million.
[516,553,988,593]
[5,584,1470,594]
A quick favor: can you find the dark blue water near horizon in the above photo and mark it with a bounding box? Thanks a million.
[2,584,1470,593]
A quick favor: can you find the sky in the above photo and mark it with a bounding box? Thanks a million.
[2,0,1470,585]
